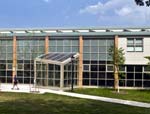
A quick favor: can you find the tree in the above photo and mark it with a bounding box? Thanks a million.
[135,0,150,7]
[144,56,150,72]
[108,46,125,93]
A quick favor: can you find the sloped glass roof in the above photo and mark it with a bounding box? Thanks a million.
[36,53,79,65]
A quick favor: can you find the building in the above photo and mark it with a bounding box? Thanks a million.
[0,27,150,88]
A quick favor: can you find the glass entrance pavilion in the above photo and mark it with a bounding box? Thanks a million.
[34,53,79,88]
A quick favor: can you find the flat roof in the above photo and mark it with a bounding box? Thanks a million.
[1,27,150,37]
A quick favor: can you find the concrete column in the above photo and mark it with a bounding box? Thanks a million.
[79,36,83,87]
[12,36,17,79]
[60,64,64,89]
[115,35,118,49]
[45,36,49,54]
[34,60,37,85]
[45,36,49,86]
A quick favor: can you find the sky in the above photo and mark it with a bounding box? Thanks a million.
[0,0,150,28]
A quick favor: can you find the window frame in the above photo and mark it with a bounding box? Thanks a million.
[127,38,143,52]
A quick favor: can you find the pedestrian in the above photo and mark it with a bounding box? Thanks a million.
[11,75,19,90]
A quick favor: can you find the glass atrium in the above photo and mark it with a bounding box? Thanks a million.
[34,53,79,88]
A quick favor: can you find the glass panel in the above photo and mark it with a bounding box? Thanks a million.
[7,53,13,60]
[83,79,89,85]
[119,66,125,71]
[49,40,56,46]
[98,80,105,86]
[107,65,113,71]
[135,81,142,87]
[135,38,142,45]
[107,80,114,86]
[99,73,106,78]
[107,73,114,79]
[91,65,98,71]
[99,40,106,46]
[7,46,13,53]
[0,64,6,69]
[18,64,23,70]
[107,40,114,46]
[127,80,134,87]
[57,46,63,52]
[39,40,45,46]
[7,40,13,46]
[7,64,12,69]
[84,40,90,46]
[83,46,90,52]
[127,65,134,72]
[83,72,89,78]
[99,53,106,60]
[83,53,90,60]
[144,81,150,87]
[135,66,142,72]
[91,47,98,52]
[99,65,106,71]
[91,54,98,60]
[127,73,134,79]
[91,40,98,46]
[135,46,143,52]
[72,46,78,52]
[144,66,150,72]
[135,73,142,79]
[64,46,71,52]
[49,46,56,52]
[127,47,134,52]
[99,47,106,52]
[57,40,63,46]
[91,79,97,85]
[83,65,90,71]
[64,40,71,46]
[127,39,134,45]
[39,46,45,53]
[72,40,78,46]
[1,41,6,45]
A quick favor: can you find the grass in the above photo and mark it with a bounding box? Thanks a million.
[0,92,149,114]
[74,88,150,103]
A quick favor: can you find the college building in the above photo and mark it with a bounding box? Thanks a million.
[0,27,150,88]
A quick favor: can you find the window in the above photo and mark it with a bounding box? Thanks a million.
[127,38,143,52]
[83,65,90,71]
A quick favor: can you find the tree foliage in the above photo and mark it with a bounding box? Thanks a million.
[109,46,125,68]
[135,0,150,6]
[108,46,125,91]
[144,56,150,71]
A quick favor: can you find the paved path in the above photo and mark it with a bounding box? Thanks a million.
[0,84,150,108]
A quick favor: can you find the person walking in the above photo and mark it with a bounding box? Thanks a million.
[12,75,19,90]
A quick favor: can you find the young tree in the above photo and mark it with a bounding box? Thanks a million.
[144,56,150,71]
[108,46,125,92]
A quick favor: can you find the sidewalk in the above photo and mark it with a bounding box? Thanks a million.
[0,84,150,108]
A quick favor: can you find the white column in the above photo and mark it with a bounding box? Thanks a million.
[34,60,37,86]
[60,64,64,89]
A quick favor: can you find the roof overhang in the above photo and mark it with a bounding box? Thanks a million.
[35,52,79,66]
[1,27,150,37]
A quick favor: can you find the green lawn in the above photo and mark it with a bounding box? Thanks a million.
[0,92,149,114]
[74,88,150,103]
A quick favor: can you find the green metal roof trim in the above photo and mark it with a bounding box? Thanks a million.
[0,27,150,37]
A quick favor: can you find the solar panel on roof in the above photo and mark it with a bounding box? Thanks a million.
[38,53,77,62]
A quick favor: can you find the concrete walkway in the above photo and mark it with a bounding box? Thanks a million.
[0,84,150,108]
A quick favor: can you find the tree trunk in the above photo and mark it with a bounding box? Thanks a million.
[114,65,119,90]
